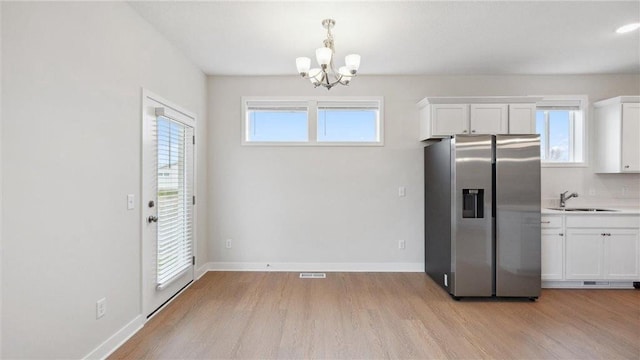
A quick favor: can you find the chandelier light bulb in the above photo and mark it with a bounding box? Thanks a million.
[296,57,311,76]
[316,47,333,67]
[308,68,324,86]
[338,66,352,84]
[345,54,361,73]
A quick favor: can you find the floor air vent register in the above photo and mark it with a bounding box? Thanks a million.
[299,273,327,279]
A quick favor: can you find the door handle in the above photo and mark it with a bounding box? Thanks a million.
[148,215,158,223]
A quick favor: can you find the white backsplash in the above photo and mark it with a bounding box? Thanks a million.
[541,167,640,209]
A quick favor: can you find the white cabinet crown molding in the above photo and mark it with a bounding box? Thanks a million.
[418,96,543,107]
[593,95,640,107]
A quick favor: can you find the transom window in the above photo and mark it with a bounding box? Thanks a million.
[535,96,586,166]
[242,97,383,145]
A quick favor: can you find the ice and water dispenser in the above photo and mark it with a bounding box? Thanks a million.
[462,189,484,218]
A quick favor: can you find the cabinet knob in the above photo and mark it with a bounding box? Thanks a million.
[471,130,476,133]
[559,233,563,236]
[624,165,630,169]
[463,130,468,133]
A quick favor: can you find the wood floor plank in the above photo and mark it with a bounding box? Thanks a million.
[110,272,640,359]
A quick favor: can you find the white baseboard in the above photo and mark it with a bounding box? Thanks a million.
[83,315,144,360]
[195,263,209,280]
[199,261,423,273]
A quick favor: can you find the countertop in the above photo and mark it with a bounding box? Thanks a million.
[542,207,640,215]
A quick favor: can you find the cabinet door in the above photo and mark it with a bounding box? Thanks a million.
[509,104,536,134]
[470,104,508,134]
[541,230,564,280]
[603,229,639,279]
[621,103,640,172]
[431,104,469,136]
[565,229,603,280]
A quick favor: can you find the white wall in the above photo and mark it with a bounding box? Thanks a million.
[207,74,640,269]
[1,2,207,358]
[0,2,3,356]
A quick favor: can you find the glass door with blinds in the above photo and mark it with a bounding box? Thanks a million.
[142,91,196,318]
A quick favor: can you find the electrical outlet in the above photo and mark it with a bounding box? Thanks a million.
[127,194,135,210]
[96,298,106,319]
[225,239,232,249]
[398,240,405,249]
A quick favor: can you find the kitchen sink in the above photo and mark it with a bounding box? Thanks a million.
[547,207,617,212]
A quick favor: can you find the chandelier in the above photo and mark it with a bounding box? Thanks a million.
[295,19,361,90]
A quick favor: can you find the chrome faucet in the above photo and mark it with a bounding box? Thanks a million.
[560,191,578,208]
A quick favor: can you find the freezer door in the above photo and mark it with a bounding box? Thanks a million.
[452,135,493,296]
[495,134,541,297]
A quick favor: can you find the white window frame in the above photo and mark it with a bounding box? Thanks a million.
[241,96,384,146]
[535,95,588,168]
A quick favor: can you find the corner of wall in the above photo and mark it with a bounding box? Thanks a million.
[1,1,4,355]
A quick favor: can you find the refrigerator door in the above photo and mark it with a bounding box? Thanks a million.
[495,134,541,297]
[452,135,493,296]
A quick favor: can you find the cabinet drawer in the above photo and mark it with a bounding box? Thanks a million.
[541,215,562,228]
[566,215,640,228]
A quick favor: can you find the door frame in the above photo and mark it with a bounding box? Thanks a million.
[140,88,198,319]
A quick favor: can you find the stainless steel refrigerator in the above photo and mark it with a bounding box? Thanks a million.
[424,135,541,299]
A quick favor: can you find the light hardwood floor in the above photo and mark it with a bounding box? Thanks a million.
[111,272,640,359]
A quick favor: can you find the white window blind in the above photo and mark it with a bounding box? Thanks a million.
[316,99,381,142]
[155,116,194,290]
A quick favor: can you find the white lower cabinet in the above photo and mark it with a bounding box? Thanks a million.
[542,214,640,288]
[565,229,603,279]
[541,215,564,280]
[541,230,564,280]
[604,230,640,279]
[566,229,639,280]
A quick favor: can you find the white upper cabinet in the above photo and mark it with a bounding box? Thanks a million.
[594,96,640,173]
[508,103,537,134]
[431,104,469,135]
[469,104,508,134]
[621,103,640,172]
[418,97,542,140]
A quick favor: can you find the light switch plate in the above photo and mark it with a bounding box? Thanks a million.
[127,194,135,210]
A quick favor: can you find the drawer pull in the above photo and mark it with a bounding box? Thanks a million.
[541,221,551,224]
[559,233,563,236]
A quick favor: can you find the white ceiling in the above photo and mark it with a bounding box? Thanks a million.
[128,1,640,76]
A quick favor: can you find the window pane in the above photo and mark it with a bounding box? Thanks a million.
[317,109,378,142]
[535,111,546,159]
[247,111,308,142]
[156,117,193,288]
[548,111,570,162]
